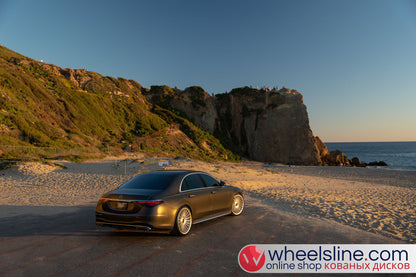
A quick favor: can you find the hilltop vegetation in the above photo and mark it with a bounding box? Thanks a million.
[0,45,236,161]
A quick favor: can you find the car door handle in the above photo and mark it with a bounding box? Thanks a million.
[189,194,196,198]
[211,191,217,194]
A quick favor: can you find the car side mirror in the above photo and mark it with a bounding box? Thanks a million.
[219,181,225,186]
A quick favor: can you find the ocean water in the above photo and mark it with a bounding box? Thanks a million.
[326,142,416,171]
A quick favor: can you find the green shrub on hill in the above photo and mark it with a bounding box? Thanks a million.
[0,45,236,162]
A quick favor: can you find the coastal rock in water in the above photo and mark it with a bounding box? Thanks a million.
[349,158,388,167]
[351,157,360,166]
[368,161,388,166]
[350,157,367,167]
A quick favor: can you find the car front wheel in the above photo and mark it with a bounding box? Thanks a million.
[231,194,244,216]
[173,206,192,236]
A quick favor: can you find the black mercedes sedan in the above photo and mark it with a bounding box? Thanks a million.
[95,170,244,235]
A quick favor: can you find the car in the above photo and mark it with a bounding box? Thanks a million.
[95,170,244,235]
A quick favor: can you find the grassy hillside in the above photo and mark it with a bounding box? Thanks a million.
[0,45,236,161]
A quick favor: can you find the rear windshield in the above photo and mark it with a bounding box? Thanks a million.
[120,173,175,190]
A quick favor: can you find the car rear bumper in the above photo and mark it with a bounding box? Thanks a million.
[95,212,172,231]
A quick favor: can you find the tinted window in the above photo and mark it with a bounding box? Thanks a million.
[181,174,205,191]
[200,174,219,187]
[120,173,174,190]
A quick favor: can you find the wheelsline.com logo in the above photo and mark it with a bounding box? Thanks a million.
[238,244,416,274]
[238,245,266,272]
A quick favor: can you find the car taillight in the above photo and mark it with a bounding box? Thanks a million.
[136,200,164,207]
[100,198,109,203]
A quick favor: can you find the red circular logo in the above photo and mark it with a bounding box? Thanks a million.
[238,245,265,272]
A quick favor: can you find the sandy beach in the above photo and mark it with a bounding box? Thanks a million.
[1,157,415,243]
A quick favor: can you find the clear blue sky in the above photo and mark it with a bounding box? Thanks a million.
[1,0,415,142]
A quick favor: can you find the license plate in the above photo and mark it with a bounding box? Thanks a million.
[116,202,128,210]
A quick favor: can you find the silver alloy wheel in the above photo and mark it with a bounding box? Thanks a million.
[176,207,192,235]
[231,194,244,216]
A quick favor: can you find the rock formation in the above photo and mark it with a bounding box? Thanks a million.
[367,161,388,166]
[145,86,218,134]
[215,87,320,164]
[350,157,365,167]
[315,137,388,167]
[315,136,329,159]
[350,158,387,167]
[315,137,350,166]
[325,150,351,166]
[145,86,321,165]
[1,44,359,165]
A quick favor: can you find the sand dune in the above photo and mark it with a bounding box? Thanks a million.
[1,157,415,243]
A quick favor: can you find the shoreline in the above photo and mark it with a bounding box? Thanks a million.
[1,158,415,243]
[326,141,416,172]
[261,164,416,188]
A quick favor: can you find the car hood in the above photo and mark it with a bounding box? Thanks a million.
[102,188,160,200]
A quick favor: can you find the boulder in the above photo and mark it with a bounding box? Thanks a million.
[350,157,361,167]
[350,157,367,167]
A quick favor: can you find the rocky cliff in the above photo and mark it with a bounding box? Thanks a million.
[1,44,328,164]
[145,86,321,165]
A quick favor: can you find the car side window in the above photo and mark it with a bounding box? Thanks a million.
[181,174,205,191]
[200,174,219,187]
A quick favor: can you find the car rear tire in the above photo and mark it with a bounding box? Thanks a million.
[173,206,192,236]
[231,194,244,216]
